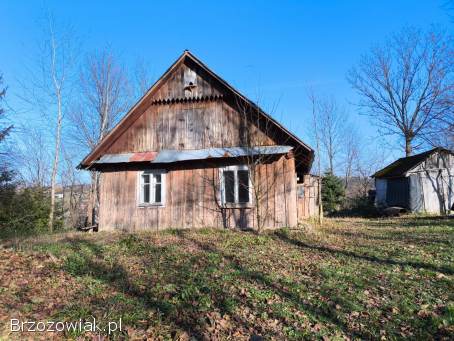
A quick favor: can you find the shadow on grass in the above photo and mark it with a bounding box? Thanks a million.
[55,226,453,339]
[59,236,259,339]
[57,232,372,339]
[175,231,368,339]
[408,215,454,221]
[62,238,175,313]
[273,230,454,275]
[326,229,453,247]
[353,217,454,229]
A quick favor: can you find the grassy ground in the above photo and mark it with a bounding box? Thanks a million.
[0,216,453,340]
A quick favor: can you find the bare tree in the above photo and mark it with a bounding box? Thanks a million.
[343,129,360,190]
[13,128,51,187]
[19,16,77,231]
[318,97,347,174]
[348,27,453,156]
[308,91,324,225]
[430,123,454,149]
[69,48,129,226]
[60,148,88,228]
[0,74,14,183]
[354,147,387,199]
[71,49,129,149]
[133,58,153,100]
[0,74,12,146]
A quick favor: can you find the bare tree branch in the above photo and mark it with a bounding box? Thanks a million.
[348,27,453,156]
[68,48,130,226]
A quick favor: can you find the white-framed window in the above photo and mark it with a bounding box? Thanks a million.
[220,165,251,205]
[138,170,166,206]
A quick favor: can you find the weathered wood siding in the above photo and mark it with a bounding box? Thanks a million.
[98,155,297,231]
[410,150,454,213]
[95,58,302,230]
[104,61,274,154]
[374,178,387,207]
[105,100,274,154]
[297,175,319,220]
[152,62,222,99]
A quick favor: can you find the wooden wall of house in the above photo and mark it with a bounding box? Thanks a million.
[98,155,297,231]
[93,59,308,230]
[104,61,276,154]
[297,175,319,220]
[105,99,275,154]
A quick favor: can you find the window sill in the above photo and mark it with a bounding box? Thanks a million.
[138,203,165,208]
[221,203,253,209]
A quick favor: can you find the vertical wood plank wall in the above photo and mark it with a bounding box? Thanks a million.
[98,156,298,231]
[105,100,274,154]
[94,59,309,231]
[297,175,319,220]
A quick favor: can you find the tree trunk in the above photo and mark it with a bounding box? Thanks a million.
[89,171,100,228]
[318,176,323,225]
[94,171,100,228]
[48,99,62,232]
[328,154,334,175]
[405,136,412,156]
[89,104,109,230]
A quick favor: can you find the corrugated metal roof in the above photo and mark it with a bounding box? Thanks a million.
[96,154,132,163]
[94,145,292,165]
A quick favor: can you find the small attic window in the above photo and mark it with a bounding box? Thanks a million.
[184,69,197,96]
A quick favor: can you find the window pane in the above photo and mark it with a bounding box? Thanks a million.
[238,170,249,203]
[223,171,235,203]
[154,174,161,184]
[155,184,161,203]
[143,184,150,203]
[142,174,150,184]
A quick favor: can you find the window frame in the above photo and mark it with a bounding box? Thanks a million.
[137,170,166,207]
[219,165,252,206]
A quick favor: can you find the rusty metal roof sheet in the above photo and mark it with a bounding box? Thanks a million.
[129,152,158,162]
[94,146,292,166]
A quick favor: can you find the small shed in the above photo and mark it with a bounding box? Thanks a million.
[372,147,454,214]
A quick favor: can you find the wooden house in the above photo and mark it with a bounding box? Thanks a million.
[79,51,315,231]
[372,147,454,214]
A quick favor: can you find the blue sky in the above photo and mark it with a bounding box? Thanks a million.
[0,0,452,170]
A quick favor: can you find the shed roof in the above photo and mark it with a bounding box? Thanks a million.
[93,145,293,167]
[372,147,452,178]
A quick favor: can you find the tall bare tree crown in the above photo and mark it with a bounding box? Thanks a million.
[348,27,453,156]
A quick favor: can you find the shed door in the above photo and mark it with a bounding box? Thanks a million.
[386,178,409,208]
